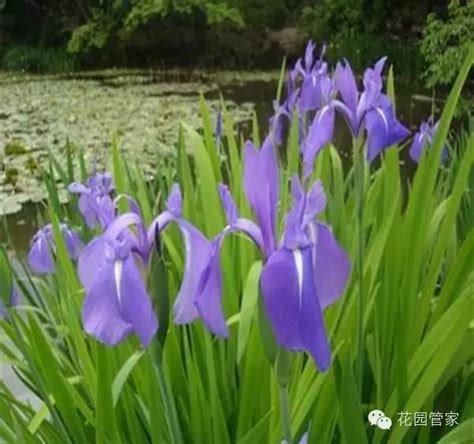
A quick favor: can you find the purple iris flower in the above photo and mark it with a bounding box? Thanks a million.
[269,41,327,145]
[409,117,444,163]
[333,57,410,162]
[147,185,215,327]
[195,138,351,370]
[78,185,213,347]
[0,286,19,320]
[28,224,83,274]
[302,73,337,179]
[68,173,115,229]
[295,42,328,113]
[78,214,158,347]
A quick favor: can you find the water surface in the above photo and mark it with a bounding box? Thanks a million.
[1,70,437,251]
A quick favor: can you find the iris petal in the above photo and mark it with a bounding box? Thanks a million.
[260,246,331,370]
[334,60,359,124]
[243,138,279,256]
[310,222,351,309]
[409,133,426,163]
[82,256,158,347]
[173,220,212,325]
[82,261,133,346]
[196,240,227,337]
[298,247,331,370]
[260,248,303,350]
[303,106,335,179]
[78,236,108,291]
[120,257,158,347]
[28,234,54,274]
[196,220,264,337]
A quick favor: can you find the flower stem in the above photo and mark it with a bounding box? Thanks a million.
[279,383,292,444]
[354,138,365,392]
[152,347,183,444]
[276,350,292,443]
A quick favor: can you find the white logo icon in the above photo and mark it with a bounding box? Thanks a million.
[368,410,392,430]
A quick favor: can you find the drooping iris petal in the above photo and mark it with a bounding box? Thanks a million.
[119,256,158,347]
[260,248,303,350]
[196,218,264,337]
[260,246,331,370]
[96,195,116,228]
[78,236,108,291]
[173,220,213,325]
[82,260,134,346]
[243,138,279,256]
[409,132,427,162]
[365,98,409,162]
[196,239,227,337]
[82,248,157,347]
[303,105,335,179]
[28,229,54,274]
[78,193,99,228]
[309,222,351,309]
[147,184,227,328]
[298,248,331,370]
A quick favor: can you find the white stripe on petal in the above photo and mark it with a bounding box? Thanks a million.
[317,105,330,124]
[293,249,304,309]
[376,107,389,133]
[114,260,123,308]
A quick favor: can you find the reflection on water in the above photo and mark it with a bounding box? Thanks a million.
[1,74,437,252]
[1,204,39,254]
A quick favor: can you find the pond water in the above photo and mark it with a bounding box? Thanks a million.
[0,70,437,252]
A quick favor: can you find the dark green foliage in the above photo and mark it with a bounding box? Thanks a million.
[67,0,245,57]
[421,0,474,88]
[0,0,467,85]
[0,45,78,73]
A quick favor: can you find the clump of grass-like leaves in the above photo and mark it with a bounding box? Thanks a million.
[0,50,473,444]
